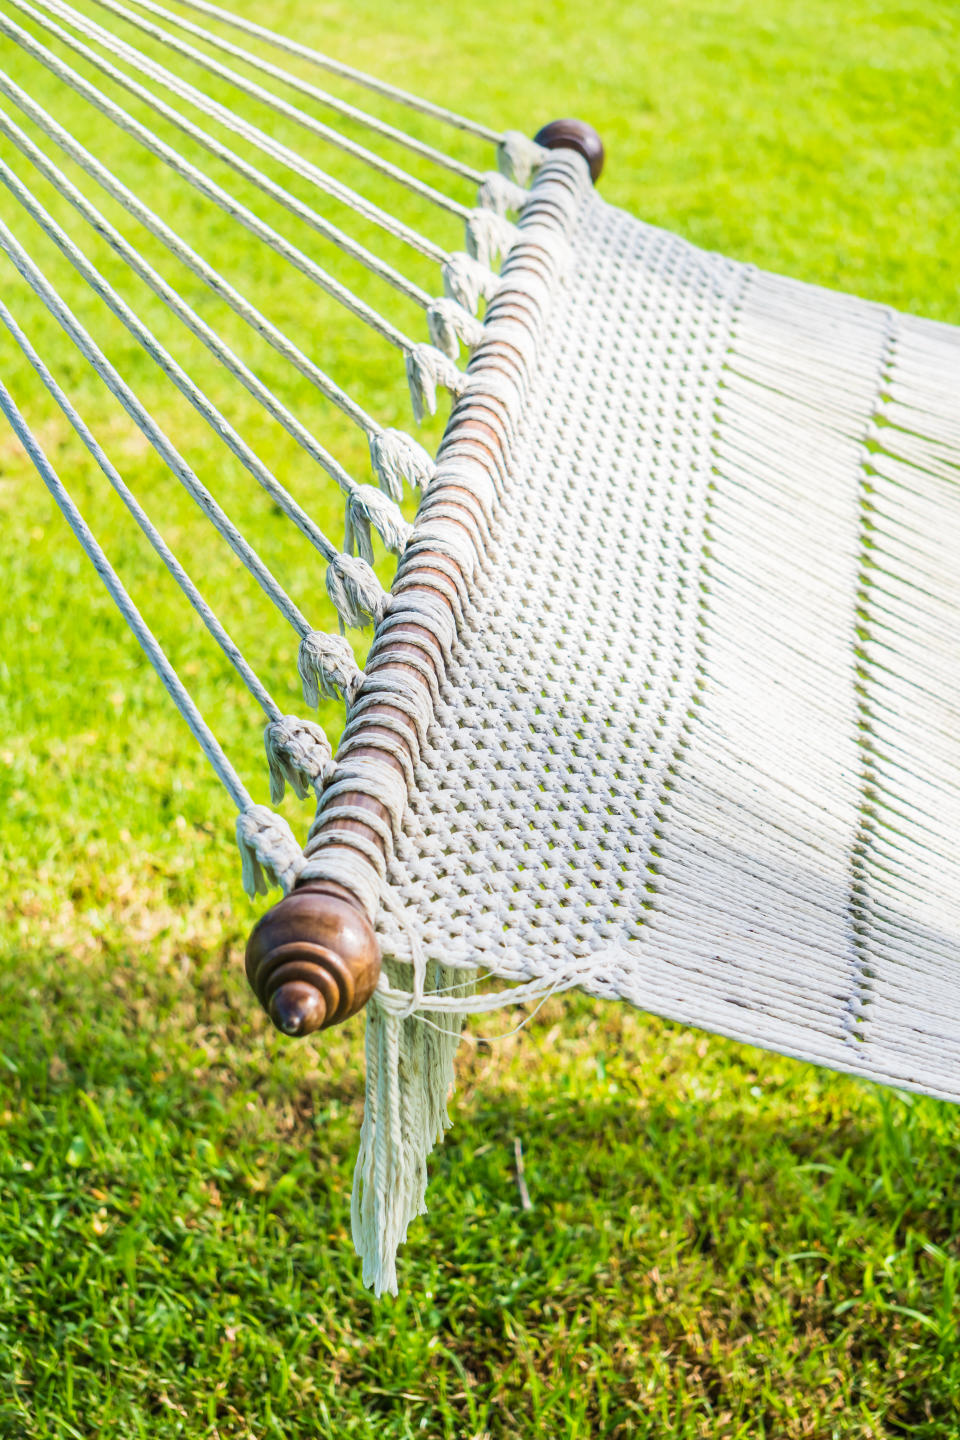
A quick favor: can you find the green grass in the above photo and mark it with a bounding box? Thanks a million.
[0,0,958,1434]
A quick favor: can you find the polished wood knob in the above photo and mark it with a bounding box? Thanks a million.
[534,119,605,183]
[245,880,381,1037]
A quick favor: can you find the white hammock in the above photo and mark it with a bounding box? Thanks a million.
[3,0,959,1297]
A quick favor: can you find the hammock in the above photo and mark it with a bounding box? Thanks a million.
[3,0,959,1296]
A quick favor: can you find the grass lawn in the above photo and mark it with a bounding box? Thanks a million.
[0,0,959,1435]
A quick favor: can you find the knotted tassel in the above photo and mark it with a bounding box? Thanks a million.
[442,252,500,315]
[405,344,468,424]
[496,129,546,186]
[263,714,333,802]
[368,427,436,500]
[326,552,390,631]
[426,297,485,361]
[297,629,364,707]
[344,484,412,564]
[465,209,519,270]
[236,804,303,897]
[477,171,528,217]
[351,960,473,1297]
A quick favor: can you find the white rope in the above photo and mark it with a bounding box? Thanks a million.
[92,0,484,185]
[0,372,252,807]
[0,296,280,719]
[0,214,317,636]
[0,75,437,493]
[0,158,354,564]
[170,0,501,143]
[58,0,471,219]
[2,3,448,266]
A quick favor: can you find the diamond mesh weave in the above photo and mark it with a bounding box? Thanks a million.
[374,175,960,1103]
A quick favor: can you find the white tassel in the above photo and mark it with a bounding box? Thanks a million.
[368,427,436,500]
[263,714,333,802]
[426,297,485,361]
[297,629,364,706]
[496,129,546,186]
[326,552,390,631]
[235,804,303,897]
[344,484,412,564]
[477,170,528,217]
[442,252,500,315]
[405,343,467,424]
[351,961,472,1297]
[465,209,519,270]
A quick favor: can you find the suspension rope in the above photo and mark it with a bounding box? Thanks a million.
[0,158,354,571]
[0,215,314,638]
[0,297,282,722]
[0,37,432,315]
[0,73,409,445]
[2,4,449,266]
[32,0,473,221]
[0,94,411,500]
[0,371,254,812]
[168,0,500,144]
[97,0,484,185]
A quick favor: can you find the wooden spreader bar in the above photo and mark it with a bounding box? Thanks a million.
[246,121,604,1037]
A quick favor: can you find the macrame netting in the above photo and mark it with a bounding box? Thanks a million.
[341,160,960,1291]
[2,0,959,1297]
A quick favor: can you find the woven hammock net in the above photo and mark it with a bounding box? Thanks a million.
[3,0,959,1295]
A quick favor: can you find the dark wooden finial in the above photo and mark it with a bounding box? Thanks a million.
[534,119,605,184]
[245,880,380,1037]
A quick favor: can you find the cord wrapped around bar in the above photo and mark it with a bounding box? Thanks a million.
[6,0,960,1305]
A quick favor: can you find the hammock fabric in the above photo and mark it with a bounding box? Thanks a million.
[3,0,959,1296]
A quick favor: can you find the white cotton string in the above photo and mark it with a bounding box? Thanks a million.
[2,360,306,893]
[297,632,365,709]
[441,252,501,313]
[0,296,283,721]
[86,0,481,202]
[496,130,547,186]
[0,159,359,563]
[1,5,447,267]
[170,0,501,143]
[2,7,420,349]
[27,0,471,225]
[0,216,315,637]
[0,104,404,516]
[0,371,245,807]
[263,716,334,804]
[0,75,435,495]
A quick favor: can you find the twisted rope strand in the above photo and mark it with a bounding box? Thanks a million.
[94,0,484,184]
[171,0,500,143]
[3,2,448,266]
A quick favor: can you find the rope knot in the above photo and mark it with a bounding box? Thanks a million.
[496,130,547,187]
[441,252,500,315]
[426,297,485,361]
[464,209,519,270]
[326,552,391,631]
[404,343,468,424]
[263,714,334,802]
[368,427,436,499]
[236,805,303,897]
[344,484,412,563]
[297,629,364,707]
[477,171,528,217]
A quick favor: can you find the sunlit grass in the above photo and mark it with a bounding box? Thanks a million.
[0,0,958,1434]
